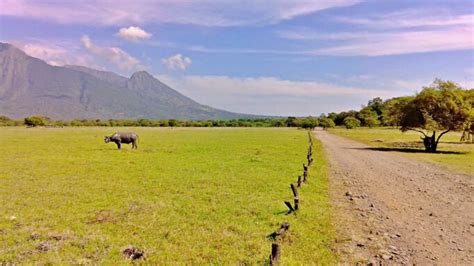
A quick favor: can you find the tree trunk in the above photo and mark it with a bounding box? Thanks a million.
[422,132,438,153]
[431,133,438,152]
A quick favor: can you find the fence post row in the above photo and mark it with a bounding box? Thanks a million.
[269,130,317,263]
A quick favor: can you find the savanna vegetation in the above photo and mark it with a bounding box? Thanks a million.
[1,115,321,129]
[329,127,474,174]
[323,80,474,152]
[0,127,336,264]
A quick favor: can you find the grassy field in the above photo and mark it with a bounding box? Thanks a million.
[0,127,336,264]
[328,127,474,174]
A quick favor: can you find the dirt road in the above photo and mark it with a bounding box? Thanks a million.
[314,129,473,264]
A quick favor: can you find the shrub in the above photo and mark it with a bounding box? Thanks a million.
[24,116,50,127]
[343,116,361,129]
[319,118,335,129]
[0,116,14,126]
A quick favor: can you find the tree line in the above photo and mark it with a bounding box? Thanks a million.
[1,79,472,152]
[0,115,321,128]
[322,79,473,152]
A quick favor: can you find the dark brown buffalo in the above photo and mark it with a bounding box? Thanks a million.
[104,132,139,150]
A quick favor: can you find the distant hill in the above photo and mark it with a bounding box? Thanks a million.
[0,42,254,120]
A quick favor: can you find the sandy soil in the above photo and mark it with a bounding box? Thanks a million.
[313,129,473,265]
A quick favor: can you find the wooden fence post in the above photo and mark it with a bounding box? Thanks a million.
[297,175,302,187]
[303,164,308,182]
[267,222,290,239]
[270,243,281,265]
[284,201,295,213]
[290,184,299,210]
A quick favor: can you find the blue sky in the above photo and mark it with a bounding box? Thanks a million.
[1,0,473,116]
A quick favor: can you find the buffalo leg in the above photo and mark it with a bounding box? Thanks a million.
[116,142,121,150]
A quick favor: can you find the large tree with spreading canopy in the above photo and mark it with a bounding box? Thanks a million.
[389,79,472,152]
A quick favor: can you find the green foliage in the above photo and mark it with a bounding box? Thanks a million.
[343,116,361,129]
[367,97,384,116]
[285,116,298,127]
[333,111,358,126]
[389,79,472,152]
[24,116,51,127]
[321,79,472,136]
[329,127,474,174]
[382,96,415,126]
[168,119,178,127]
[0,116,15,126]
[1,117,304,128]
[300,117,319,129]
[357,107,379,127]
[397,81,470,132]
[319,118,335,129]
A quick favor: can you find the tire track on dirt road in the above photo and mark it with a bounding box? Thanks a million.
[314,129,473,264]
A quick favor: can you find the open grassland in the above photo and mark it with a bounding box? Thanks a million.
[328,127,474,175]
[0,127,335,264]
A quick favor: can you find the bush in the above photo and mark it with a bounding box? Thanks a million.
[24,116,50,127]
[0,116,14,126]
[343,116,361,129]
[319,118,335,129]
[301,117,319,130]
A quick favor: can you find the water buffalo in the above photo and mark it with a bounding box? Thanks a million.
[104,132,139,150]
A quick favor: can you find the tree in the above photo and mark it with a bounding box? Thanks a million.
[367,97,384,116]
[460,89,474,142]
[24,116,50,127]
[357,106,379,127]
[383,96,415,126]
[334,110,358,125]
[319,118,335,130]
[0,116,14,126]
[327,112,338,122]
[343,116,361,129]
[391,80,471,152]
[301,117,319,130]
[168,119,177,127]
[285,117,297,127]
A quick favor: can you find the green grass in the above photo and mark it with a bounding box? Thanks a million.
[0,127,336,264]
[328,127,474,174]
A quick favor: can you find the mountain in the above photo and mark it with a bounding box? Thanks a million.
[0,42,253,120]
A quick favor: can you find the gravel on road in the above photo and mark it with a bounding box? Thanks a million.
[314,129,473,264]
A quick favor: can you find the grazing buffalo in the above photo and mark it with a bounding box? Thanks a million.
[104,132,139,150]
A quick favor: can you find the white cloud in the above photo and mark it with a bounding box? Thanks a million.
[276,29,368,41]
[154,74,405,115]
[0,0,362,27]
[310,27,473,56]
[161,54,192,70]
[334,10,474,29]
[276,10,474,56]
[459,80,474,89]
[11,40,100,68]
[116,26,152,41]
[194,24,473,56]
[80,35,139,70]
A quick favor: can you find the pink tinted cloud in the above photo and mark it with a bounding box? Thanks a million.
[80,35,140,70]
[1,0,362,26]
